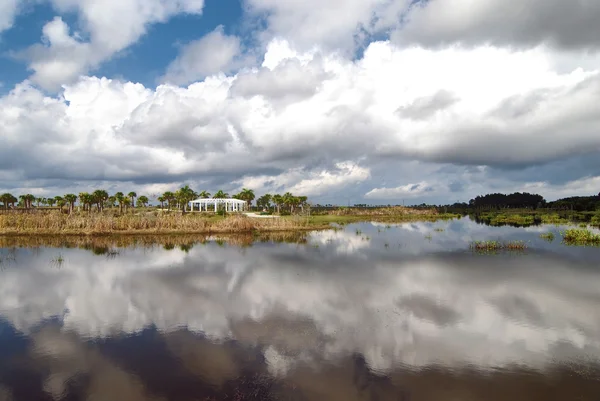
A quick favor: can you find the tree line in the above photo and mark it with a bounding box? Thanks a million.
[0,186,310,214]
[429,192,600,212]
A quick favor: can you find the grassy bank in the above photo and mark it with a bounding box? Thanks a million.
[0,207,452,235]
[0,212,327,235]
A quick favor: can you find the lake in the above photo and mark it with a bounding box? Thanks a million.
[1,218,600,400]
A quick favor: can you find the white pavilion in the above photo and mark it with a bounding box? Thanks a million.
[189,198,247,212]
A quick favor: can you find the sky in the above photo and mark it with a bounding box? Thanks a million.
[0,0,599,205]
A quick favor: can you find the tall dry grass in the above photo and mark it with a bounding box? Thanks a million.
[0,212,322,235]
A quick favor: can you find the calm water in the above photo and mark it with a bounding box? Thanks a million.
[1,219,600,400]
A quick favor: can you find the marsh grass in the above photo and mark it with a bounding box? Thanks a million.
[0,213,324,235]
[561,229,600,246]
[539,232,555,242]
[0,208,463,236]
[540,214,569,225]
[469,240,528,251]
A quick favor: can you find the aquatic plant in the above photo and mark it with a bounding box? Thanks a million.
[539,232,555,242]
[561,229,600,246]
[469,240,528,251]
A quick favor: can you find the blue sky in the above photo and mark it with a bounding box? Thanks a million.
[0,0,599,204]
[0,0,245,91]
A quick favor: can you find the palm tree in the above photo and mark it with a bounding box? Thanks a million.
[257,194,272,211]
[0,193,17,210]
[199,191,211,198]
[272,194,283,214]
[137,195,149,208]
[79,192,90,212]
[128,192,137,208]
[54,196,66,211]
[157,196,165,209]
[64,194,77,214]
[297,195,308,213]
[213,190,229,199]
[26,194,36,209]
[47,198,56,207]
[163,191,175,210]
[91,190,109,212]
[283,192,297,213]
[107,196,117,208]
[115,192,125,214]
[122,197,131,213]
[238,188,255,209]
[177,185,197,212]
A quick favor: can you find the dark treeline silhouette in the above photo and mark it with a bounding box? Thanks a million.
[415,192,600,213]
[468,192,546,209]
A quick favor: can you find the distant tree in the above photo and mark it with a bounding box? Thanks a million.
[115,192,125,214]
[64,194,77,214]
[176,185,197,212]
[213,190,229,199]
[198,191,211,199]
[54,196,66,211]
[79,192,91,212]
[137,196,149,208]
[122,197,131,213]
[157,196,165,209]
[128,192,137,207]
[257,194,272,211]
[162,191,176,210]
[238,188,255,209]
[0,193,17,210]
[92,190,109,212]
[272,194,283,214]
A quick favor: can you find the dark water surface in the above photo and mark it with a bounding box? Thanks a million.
[1,219,600,400]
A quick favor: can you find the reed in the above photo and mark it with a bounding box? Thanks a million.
[0,213,325,235]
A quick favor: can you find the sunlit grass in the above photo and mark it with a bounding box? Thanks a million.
[561,229,600,246]
[539,232,555,242]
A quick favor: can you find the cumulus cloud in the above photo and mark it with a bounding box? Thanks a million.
[163,26,242,86]
[245,0,411,52]
[0,0,18,33]
[3,37,600,202]
[14,0,205,90]
[394,0,600,50]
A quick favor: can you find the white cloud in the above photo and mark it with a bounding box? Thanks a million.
[245,0,411,52]
[0,0,18,33]
[365,181,433,199]
[3,37,600,202]
[163,26,242,86]
[16,0,206,90]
